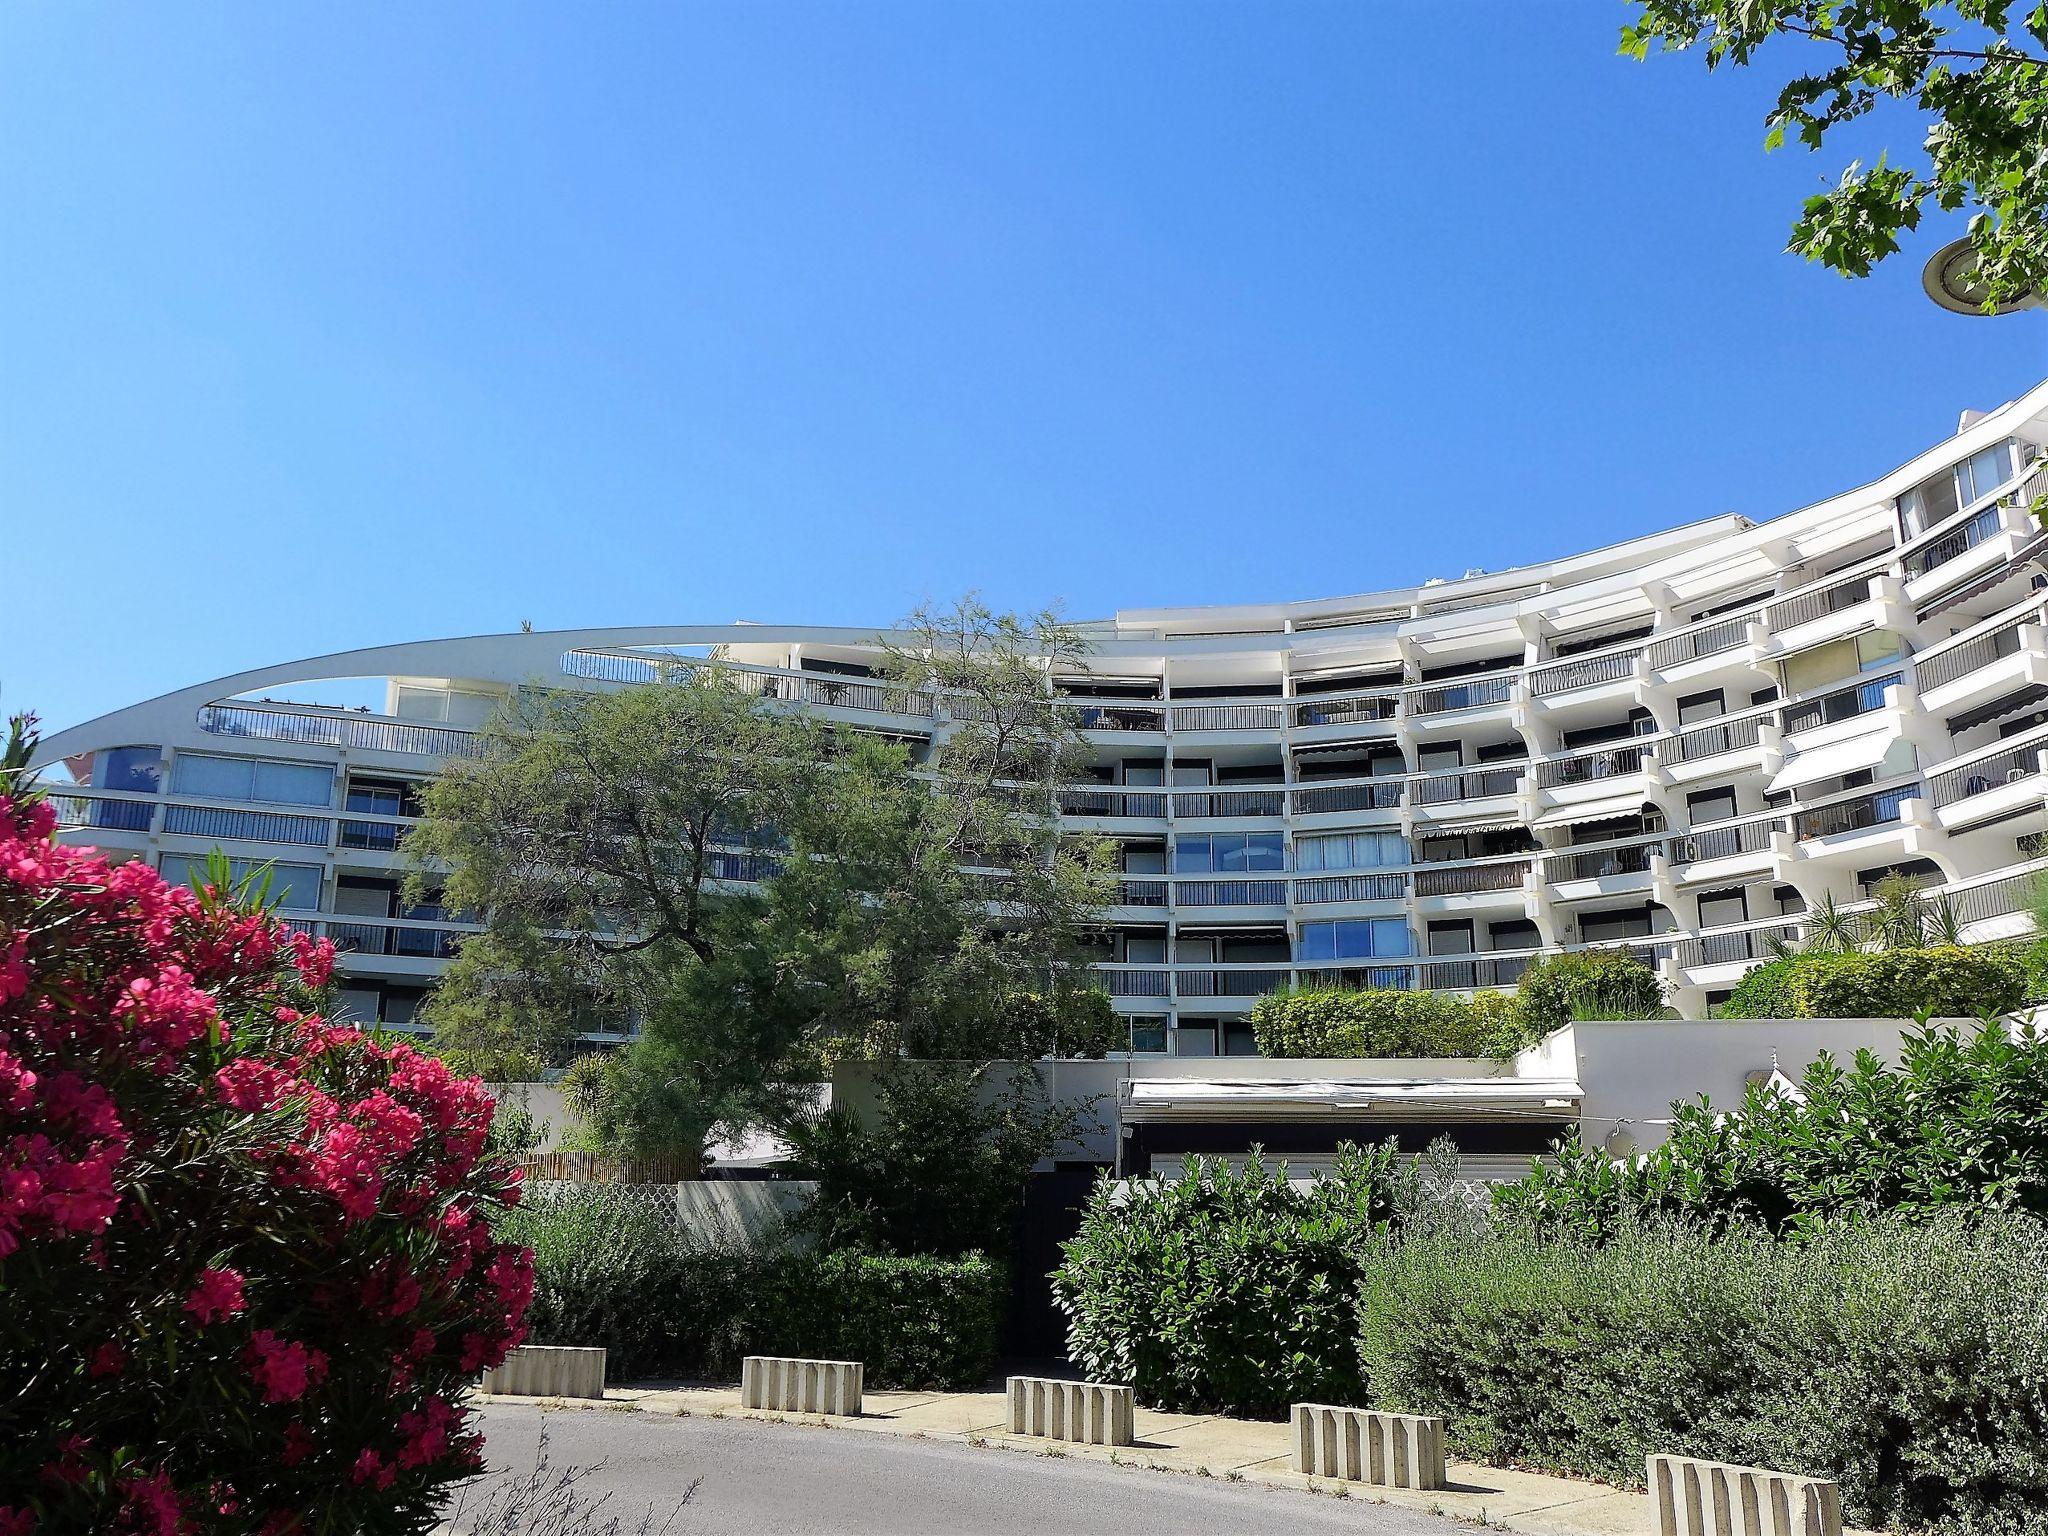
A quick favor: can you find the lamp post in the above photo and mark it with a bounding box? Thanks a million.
[1921,237,2042,316]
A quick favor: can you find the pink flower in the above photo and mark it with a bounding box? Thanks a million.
[89,1342,128,1378]
[183,1266,245,1326]
[350,1448,395,1490]
[244,1330,326,1404]
[117,1469,183,1536]
[0,1506,36,1536]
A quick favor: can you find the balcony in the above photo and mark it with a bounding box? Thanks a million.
[1528,647,1641,700]
[1927,726,2048,828]
[1056,786,1169,820]
[1169,702,1286,733]
[1413,858,1529,899]
[1291,872,1409,905]
[1172,965,1293,1001]
[198,703,485,760]
[48,792,155,834]
[1664,711,1768,774]
[1170,788,1287,820]
[1764,569,1875,637]
[1403,674,1516,720]
[1290,694,1399,730]
[161,803,329,848]
[1778,672,1902,736]
[1646,611,1756,674]
[1411,765,1525,809]
[1663,815,1779,878]
[1170,878,1289,908]
[1792,786,1926,862]
[1916,603,2048,715]
[1289,779,1404,816]
[1064,701,1168,733]
[1534,740,1651,791]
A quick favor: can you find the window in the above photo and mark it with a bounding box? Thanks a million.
[1174,833,1285,873]
[1579,905,1653,943]
[95,746,162,794]
[1174,1024,1216,1058]
[1676,691,1724,726]
[171,753,334,808]
[1427,920,1475,956]
[1222,1021,1258,1057]
[1687,787,1737,825]
[1697,888,1748,929]
[1298,918,1413,962]
[1127,1017,1168,1054]
[1954,440,2016,507]
[157,854,322,909]
[1295,831,1408,872]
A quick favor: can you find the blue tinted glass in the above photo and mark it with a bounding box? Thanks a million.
[1173,836,1211,873]
[1297,922,1336,961]
[1371,919,1413,956]
[1245,834,1285,871]
[98,746,162,794]
[1213,834,1248,872]
[1335,920,1372,957]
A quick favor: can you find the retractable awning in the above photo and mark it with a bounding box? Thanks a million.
[1121,1076,1584,1124]
[1533,795,1651,830]
[1765,727,1897,794]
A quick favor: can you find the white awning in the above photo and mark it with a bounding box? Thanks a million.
[1533,794,1649,830]
[1765,727,1896,794]
[1121,1076,1584,1124]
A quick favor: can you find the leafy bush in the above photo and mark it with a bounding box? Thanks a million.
[1357,1215,2048,1533]
[0,717,531,1533]
[1495,1023,2048,1238]
[1509,948,1665,1035]
[1716,954,1805,1018]
[1051,1146,1411,1419]
[785,1062,1089,1258]
[500,1187,1002,1389]
[1250,987,1530,1058]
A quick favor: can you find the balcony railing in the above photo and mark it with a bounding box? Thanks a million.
[1292,872,1409,904]
[1173,966,1292,998]
[1669,711,1767,764]
[1295,963,1419,992]
[1419,952,1533,990]
[1412,766,1524,806]
[1096,967,1170,998]
[1414,859,1528,897]
[197,704,485,759]
[1057,787,1168,818]
[1549,840,1654,882]
[1115,878,1169,907]
[1674,921,1801,970]
[1170,702,1286,732]
[1778,672,1902,735]
[1665,816,1777,865]
[1647,612,1752,670]
[1915,605,2037,693]
[1928,732,2048,807]
[1529,649,1639,697]
[1405,675,1514,716]
[1793,785,1920,840]
[161,804,330,847]
[47,793,155,833]
[1290,779,1405,814]
[1766,573,1870,631]
[1172,789,1286,819]
[1291,695,1398,728]
[1173,879,1288,906]
[1534,741,1649,789]
[1065,702,1168,732]
[1906,504,2002,578]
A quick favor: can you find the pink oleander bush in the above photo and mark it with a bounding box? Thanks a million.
[0,715,533,1535]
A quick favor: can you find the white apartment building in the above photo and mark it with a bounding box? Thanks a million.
[30,383,2048,1056]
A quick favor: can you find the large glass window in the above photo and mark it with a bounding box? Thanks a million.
[95,746,162,794]
[1296,831,1408,871]
[171,753,334,808]
[1954,441,2016,507]
[157,854,322,909]
[1297,918,1413,962]
[1173,833,1285,873]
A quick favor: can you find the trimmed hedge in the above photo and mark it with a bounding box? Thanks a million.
[1721,944,2025,1019]
[1509,948,1665,1033]
[499,1189,1003,1388]
[1051,1146,1411,1418]
[1357,1216,2048,1534]
[1250,986,1530,1058]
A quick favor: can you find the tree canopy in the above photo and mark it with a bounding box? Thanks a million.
[1624,0,2048,307]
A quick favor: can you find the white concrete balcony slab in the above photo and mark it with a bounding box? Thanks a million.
[1918,621,2048,717]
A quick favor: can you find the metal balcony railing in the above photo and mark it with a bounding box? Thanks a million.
[1170,702,1286,732]
[1115,878,1169,907]
[1778,672,1902,735]
[1928,733,2048,807]
[1065,702,1168,732]
[1669,711,1767,764]
[1174,967,1292,998]
[1549,841,1654,882]
[1534,741,1649,789]
[1056,787,1168,818]
[1765,573,1871,631]
[1173,879,1288,906]
[1291,695,1399,728]
[1171,789,1286,819]
[1647,612,1752,670]
[1793,785,1920,840]
[1665,817,1777,865]
[1674,921,1801,969]
[1915,607,2035,692]
[1295,963,1419,992]
[161,804,330,847]
[1419,952,1532,990]
[1907,504,2002,577]
[47,794,154,833]
[1405,675,1514,716]
[1529,648,1639,697]
[1414,859,1528,896]
[1290,780,1405,814]
[1292,872,1409,904]
[1096,967,1170,998]
[1412,766,1524,805]
[197,704,485,759]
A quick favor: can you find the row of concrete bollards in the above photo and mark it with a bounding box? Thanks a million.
[482,1346,1843,1536]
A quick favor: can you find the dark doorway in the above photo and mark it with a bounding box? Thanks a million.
[1003,1166,1104,1363]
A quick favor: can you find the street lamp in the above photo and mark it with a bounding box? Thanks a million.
[1921,236,2042,316]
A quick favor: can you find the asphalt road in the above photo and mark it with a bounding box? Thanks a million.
[456,1402,1469,1536]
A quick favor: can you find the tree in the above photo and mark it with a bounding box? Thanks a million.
[1623,0,2048,307]
[406,600,1116,1161]
[0,715,531,1533]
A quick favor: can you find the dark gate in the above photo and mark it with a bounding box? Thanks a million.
[1003,1166,1103,1362]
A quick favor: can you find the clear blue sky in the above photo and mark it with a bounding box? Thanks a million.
[4,2,2044,735]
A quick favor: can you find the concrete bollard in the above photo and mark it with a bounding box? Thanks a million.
[1649,1454,1842,1536]
[1005,1376,1136,1447]
[1291,1404,1446,1490]
[740,1355,864,1416]
[480,1345,607,1399]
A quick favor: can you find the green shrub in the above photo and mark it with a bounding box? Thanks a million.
[1250,987,1530,1058]
[1510,949,1665,1035]
[1494,1022,2048,1238]
[2025,935,2048,1004]
[499,1187,1004,1388]
[1716,953,1804,1018]
[1051,1146,1410,1418]
[1790,944,2024,1018]
[1357,1215,2048,1533]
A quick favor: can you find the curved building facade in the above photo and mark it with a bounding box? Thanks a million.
[31,383,2048,1053]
